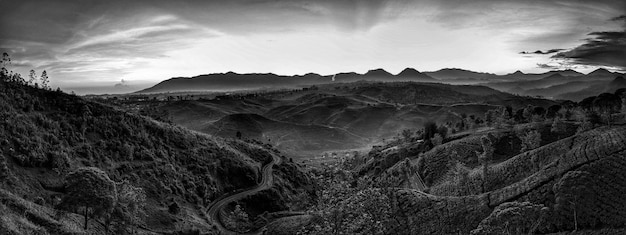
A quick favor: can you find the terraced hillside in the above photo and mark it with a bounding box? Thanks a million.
[385,125,626,234]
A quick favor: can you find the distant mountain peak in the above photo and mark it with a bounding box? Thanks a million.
[512,70,525,75]
[589,68,613,76]
[364,68,393,76]
[398,68,422,76]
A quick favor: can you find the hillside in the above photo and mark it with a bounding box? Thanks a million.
[299,120,626,234]
[484,70,624,99]
[557,76,626,101]
[387,125,626,234]
[124,82,556,159]
[0,78,312,234]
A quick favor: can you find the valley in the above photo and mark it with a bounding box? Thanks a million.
[2,60,626,235]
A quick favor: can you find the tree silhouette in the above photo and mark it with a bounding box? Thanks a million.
[40,70,49,89]
[28,69,37,85]
[1,52,10,79]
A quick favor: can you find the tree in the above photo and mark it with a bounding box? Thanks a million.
[551,117,567,139]
[28,69,37,85]
[546,105,562,119]
[593,93,620,126]
[221,203,252,233]
[622,96,626,120]
[471,202,548,235]
[0,154,9,182]
[519,130,541,152]
[110,181,146,234]
[401,129,412,142]
[522,105,534,122]
[58,167,117,230]
[553,171,598,231]
[484,109,496,126]
[40,70,49,89]
[453,162,470,196]
[423,121,437,141]
[432,133,443,146]
[477,136,493,193]
[235,131,242,139]
[1,52,10,79]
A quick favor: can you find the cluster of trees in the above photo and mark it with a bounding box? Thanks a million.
[300,165,410,234]
[1,53,51,90]
[57,167,146,234]
[398,121,448,147]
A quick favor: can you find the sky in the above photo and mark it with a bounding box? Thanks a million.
[1,0,625,94]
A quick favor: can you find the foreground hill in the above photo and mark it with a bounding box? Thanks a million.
[0,79,312,234]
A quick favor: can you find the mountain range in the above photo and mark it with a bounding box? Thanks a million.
[138,68,625,100]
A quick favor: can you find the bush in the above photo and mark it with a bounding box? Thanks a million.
[168,201,180,215]
[471,201,548,235]
[0,154,9,182]
[518,130,541,152]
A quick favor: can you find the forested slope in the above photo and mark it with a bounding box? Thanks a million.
[0,78,304,233]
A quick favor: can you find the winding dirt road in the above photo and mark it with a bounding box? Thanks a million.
[207,153,281,235]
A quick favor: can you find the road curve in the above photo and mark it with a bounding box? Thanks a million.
[207,153,282,235]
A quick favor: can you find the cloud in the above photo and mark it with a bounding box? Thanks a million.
[520,49,564,54]
[612,15,626,24]
[551,16,626,70]
[114,79,129,88]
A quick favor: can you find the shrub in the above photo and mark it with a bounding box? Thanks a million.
[168,201,180,215]
[518,130,541,152]
[0,154,9,182]
[110,180,146,234]
[471,201,548,235]
[34,196,45,205]
[432,133,443,146]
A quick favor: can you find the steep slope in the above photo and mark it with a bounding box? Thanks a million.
[0,79,309,233]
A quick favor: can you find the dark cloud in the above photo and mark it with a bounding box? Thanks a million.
[612,15,626,24]
[520,49,564,55]
[551,16,626,70]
